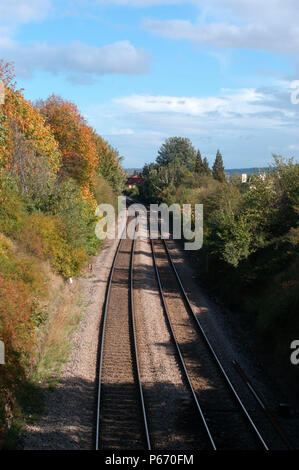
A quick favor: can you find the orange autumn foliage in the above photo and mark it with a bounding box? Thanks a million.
[0,275,35,361]
[0,59,17,90]
[0,62,60,177]
[81,184,98,211]
[37,95,98,186]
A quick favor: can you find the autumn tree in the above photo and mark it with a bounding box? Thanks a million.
[0,59,17,90]
[0,65,60,178]
[37,95,98,187]
[9,121,52,203]
[212,150,226,182]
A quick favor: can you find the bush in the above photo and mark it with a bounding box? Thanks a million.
[19,213,87,278]
[0,170,26,238]
[0,275,35,437]
[123,186,139,198]
[0,233,47,297]
[48,178,101,257]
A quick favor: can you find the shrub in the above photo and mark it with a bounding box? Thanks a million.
[0,276,35,437]
[46,178,101,257]
[18,213,85,278]
[0,170,26,238]
[0,233,47,297]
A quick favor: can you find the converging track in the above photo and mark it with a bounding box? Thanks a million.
[96,218,150,450]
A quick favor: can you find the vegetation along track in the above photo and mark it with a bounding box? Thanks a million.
[150,216,273,450]
[96,217,150,450]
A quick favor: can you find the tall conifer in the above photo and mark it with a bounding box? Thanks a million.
[212,150,226,182]
[195,150,203,174]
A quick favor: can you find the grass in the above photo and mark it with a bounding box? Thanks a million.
[33,283,83,385]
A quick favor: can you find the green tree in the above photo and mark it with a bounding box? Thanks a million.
[212,150,226,182]
[195,150,203,174]
[202,156,212,176]
[156,137,196,170]
[93,132,126,194]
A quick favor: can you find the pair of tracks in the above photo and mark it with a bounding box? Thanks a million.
[95,214,291,450]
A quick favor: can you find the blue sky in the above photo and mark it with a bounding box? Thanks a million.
[1,0,299,168]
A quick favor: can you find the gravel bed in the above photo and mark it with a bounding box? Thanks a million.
[22,236,120,450]
[134,237,202,449]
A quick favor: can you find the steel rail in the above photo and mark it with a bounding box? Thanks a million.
[150,233,217,450]
[160,234,269,450]
[130,219,151,450]
[233,360,294,450]
[96,218,151,450]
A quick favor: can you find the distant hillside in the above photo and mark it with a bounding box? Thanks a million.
[126,167,268,176]
[125,168,142,176]
[225,167,269,175]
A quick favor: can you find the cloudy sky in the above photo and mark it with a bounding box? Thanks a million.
[1,0,299,168]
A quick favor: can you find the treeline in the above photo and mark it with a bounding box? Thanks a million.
[140,137,226,203]
[140,136,299,386]
[0,60,125,441]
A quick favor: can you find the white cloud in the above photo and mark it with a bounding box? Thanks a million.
[108,127,135,135]
[115,89,282,119]
[0,40,150,80]
[143,0,299,57]
[288,144,299,151]
[200,0,299,25]
[106,86,299,148]
[143,19,299,55]
[0,0,150,80]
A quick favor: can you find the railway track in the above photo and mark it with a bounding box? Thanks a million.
[96,218,150,450]
[150,217,270,450]
[95,207,292,450]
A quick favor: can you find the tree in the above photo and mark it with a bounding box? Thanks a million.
[202,157,212,176]
[0,59,17,90]
[37,95,98,186]
[156,137,196,170]
[0,68,60,179]
[93,132,126,195]
[212,150,226,182]
[195,150,203,174]
[9,120,53,204]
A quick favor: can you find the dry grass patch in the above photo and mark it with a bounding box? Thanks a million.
[33,278,83,386]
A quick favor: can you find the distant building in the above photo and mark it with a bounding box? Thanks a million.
[258,172,266,181]
[241,173,248,183]
[126,174,144,188]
